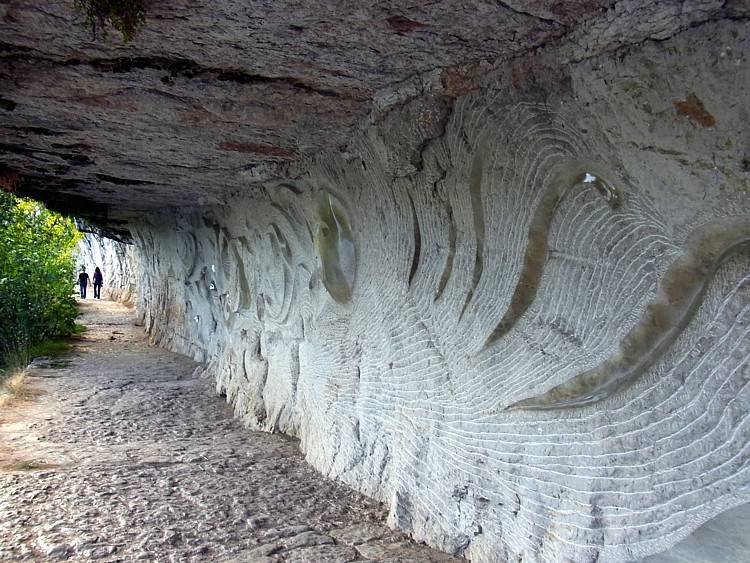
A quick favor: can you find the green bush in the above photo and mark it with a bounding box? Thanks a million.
[0,192,82,371]
[73,0,149,43]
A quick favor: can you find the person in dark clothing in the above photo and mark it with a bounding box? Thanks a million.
[78,267,90,299]
[93,267,103,299]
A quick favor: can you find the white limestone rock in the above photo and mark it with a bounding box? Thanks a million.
[130,21,750,563]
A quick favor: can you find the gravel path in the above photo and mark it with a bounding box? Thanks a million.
[0,299,459,563]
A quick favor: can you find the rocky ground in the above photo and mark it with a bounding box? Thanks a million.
[0,299,459,563]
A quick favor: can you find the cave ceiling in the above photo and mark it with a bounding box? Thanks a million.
[0,1,746,226]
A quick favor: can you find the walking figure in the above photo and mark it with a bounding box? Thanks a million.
[78,267,90,299]
[93,267,103,299]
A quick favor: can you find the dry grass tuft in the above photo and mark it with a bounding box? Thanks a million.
[0,370,41,408]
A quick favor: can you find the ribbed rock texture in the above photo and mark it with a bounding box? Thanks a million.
[129,22,750,563]
[77,233,138,305]
[2,2,750,562]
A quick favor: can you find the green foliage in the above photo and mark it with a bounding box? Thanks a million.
[0,192,82,370]
[28,339,73,359]
[73,0,149,43]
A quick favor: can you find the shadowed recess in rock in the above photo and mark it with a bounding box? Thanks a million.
[232,243,252,311]
[485,160,622,347]
[407,192,421,287]
[314,193,356,304]
[219,230,232,279]
[459,150,486,319]
[509,215,750,410]
[182,232,198,280]
[435,201,457,301]
[271,223,293,264]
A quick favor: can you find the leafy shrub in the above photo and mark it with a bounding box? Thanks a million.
[0,191,82,372]
[73,0,149,43]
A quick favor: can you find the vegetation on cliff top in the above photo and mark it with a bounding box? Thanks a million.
[73,0,149,43]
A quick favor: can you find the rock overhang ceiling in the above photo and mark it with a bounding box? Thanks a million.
[1,0,747,227]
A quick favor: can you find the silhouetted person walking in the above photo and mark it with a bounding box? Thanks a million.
[93,267,103,299]
[78,267,90,299]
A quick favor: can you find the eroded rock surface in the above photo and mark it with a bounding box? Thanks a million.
[2,2,749,562]
[0,299,458,563]
[0,1,744,220]
[127,21,750,562]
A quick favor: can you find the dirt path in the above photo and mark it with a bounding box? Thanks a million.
[0,299,458,563]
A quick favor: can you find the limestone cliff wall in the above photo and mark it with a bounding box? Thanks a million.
[77,234,138,305]
[131,22,749,563]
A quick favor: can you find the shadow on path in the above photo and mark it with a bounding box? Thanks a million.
[0,299,459,562]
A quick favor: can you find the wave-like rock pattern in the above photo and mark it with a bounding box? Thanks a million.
[485,160,622,345]
[132,24,750,563]
[511,215,750,410]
